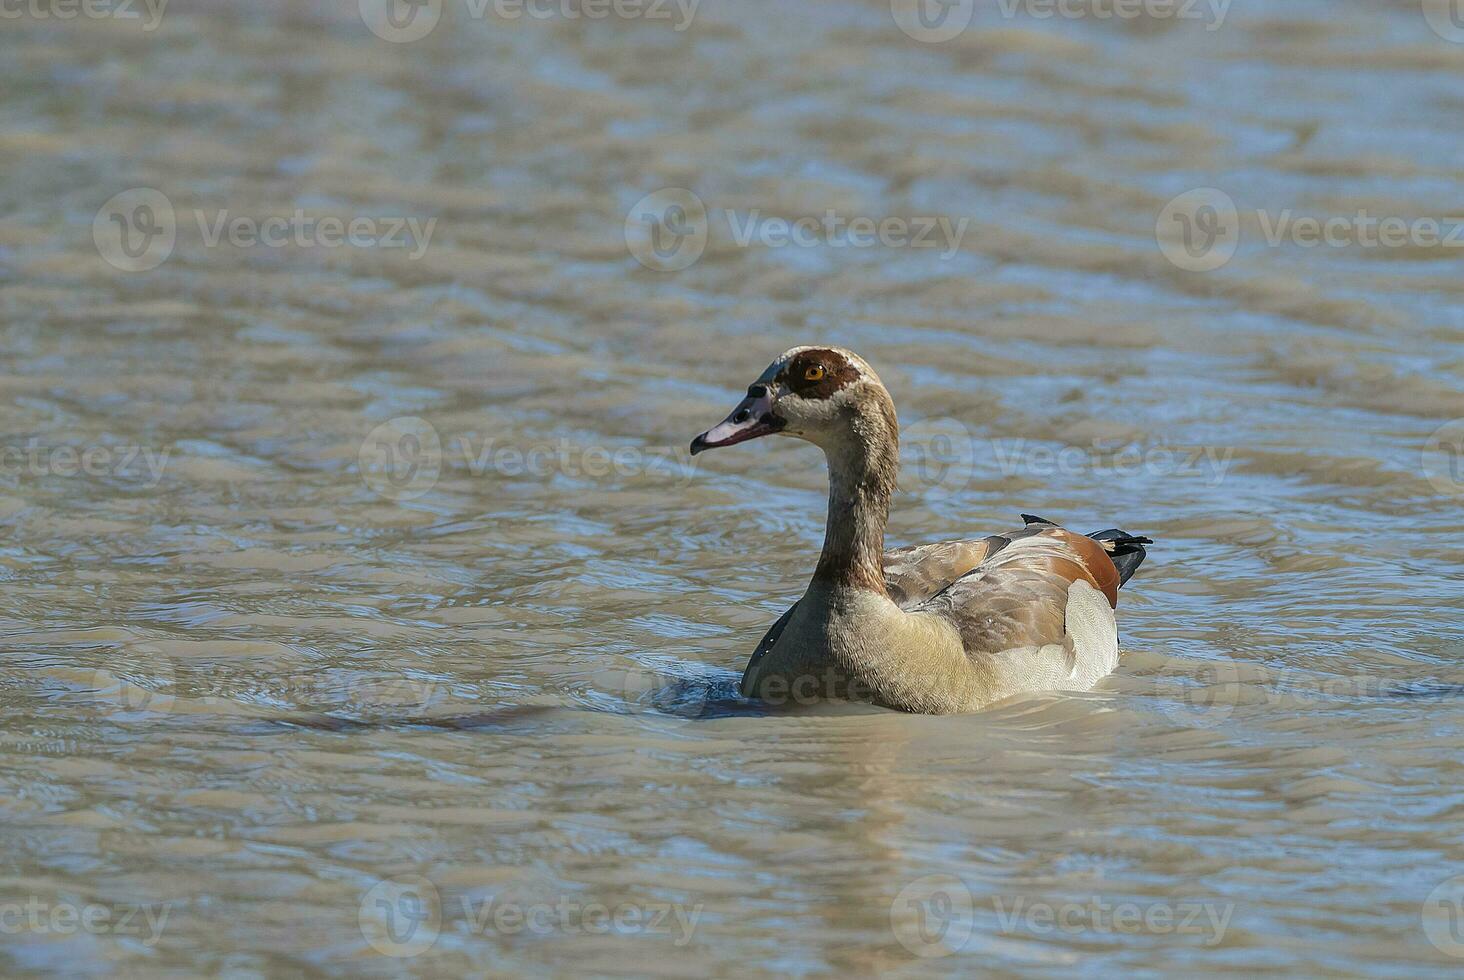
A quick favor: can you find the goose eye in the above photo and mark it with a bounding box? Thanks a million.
[804,365,825,382]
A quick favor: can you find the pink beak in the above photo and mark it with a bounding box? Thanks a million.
[690,385,784,455]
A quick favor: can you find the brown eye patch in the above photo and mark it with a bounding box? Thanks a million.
[781,349,859,399]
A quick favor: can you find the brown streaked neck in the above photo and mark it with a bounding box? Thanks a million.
[811,403,899,596]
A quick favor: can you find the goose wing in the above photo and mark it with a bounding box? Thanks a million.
[910,519,1122,658]
[882,536,1008,608]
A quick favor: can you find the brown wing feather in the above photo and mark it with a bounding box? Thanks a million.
[915,561,1078,662]
[901,523,1124,657]
[882,537,1004,607]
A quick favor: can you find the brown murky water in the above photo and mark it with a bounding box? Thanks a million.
[3,0,1464,974]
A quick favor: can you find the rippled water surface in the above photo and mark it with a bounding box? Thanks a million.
[3,0,1464,974]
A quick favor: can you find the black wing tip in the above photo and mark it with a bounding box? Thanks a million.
[1088,528,1152,587]
[1089,529,1154,548]
[1021,513,1059,526]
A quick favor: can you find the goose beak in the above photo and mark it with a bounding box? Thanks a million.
[690,385,784,455]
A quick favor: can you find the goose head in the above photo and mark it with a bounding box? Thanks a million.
[690,346,897,459]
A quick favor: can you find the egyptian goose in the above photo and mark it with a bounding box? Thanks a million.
[690,346,1151,715]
